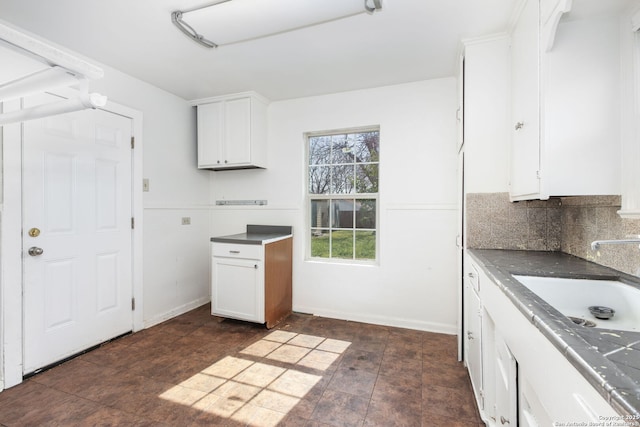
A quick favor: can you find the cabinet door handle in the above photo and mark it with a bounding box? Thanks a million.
[500,416,510,425]
[467,331,474,340]
[468,272,475,278]
[229,250,240,254]
[254,264,258,269]
[514,121,524,131]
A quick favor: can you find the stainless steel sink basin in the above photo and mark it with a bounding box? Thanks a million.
[513,275,640,332]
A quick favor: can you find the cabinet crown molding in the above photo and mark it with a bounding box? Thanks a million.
[541,0,572,52]
[190,90,270,106]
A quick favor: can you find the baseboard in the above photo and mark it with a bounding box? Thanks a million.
[293,305,457,335]
[143,297,210,329]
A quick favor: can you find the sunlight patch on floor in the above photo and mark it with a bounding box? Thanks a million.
[159,330,351,427]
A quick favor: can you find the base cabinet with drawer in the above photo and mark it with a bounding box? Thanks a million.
[211,237,292,328]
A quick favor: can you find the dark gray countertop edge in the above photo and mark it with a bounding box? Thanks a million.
[468,249,640,417]
[211,225,293,245]
[211,233,292,245]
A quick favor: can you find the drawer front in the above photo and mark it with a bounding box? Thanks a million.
[467,261,480,293]
[212,242,263,260]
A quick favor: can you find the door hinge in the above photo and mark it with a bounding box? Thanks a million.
[536,170,541,179]
[131,298,136,311]
[131,136,135,149]
[131,217,135,229]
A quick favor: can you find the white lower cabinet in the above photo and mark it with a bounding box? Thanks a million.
[494,330,517,426]
[464,253,619,425]
[464,283,483,410]
[211,237,293,328]
[519,372,553,427]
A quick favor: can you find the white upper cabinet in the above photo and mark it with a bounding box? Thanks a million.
[194,92,268,170]
[619,4,640,218]
[510,0,623,201]
[510,0,541,199]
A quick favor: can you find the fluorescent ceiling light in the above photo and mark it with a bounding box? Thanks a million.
[172,0,383,48]
[0,20,107,125]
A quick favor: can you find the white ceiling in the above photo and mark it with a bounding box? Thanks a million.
[0,0,518,101]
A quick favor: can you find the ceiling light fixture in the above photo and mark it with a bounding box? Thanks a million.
[172,0,384,49]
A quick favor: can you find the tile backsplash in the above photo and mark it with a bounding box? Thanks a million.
[466,193,561,251]
[466,193,640,277]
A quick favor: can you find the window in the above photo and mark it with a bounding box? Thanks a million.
[307,128,379,261]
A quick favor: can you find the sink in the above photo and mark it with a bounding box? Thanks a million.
[513,275,640,332]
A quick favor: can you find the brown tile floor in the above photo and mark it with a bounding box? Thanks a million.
[0,304,483,426]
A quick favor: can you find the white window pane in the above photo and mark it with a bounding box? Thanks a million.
[355,164,378,193]
[309,136,331,166]
[310,199,330,228]
[330,165,355,194]
[330,134,354,164]
[310,230,329,258]
[354,132,379,163]
[330,230,353,259]
[331,199,354,228]
[355,199,376,229]
[355,230,376,260]
[309,166,331,194]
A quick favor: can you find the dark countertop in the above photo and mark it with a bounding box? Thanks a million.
[468,249,640,416]
[211,225,292,245]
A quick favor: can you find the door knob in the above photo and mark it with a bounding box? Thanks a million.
[28,247,44,256]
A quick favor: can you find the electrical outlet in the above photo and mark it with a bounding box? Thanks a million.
[181,217,191,225]
[142,178,150,192]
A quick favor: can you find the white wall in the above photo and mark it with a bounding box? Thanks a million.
[210,79,460,333]
[90,66,212,326]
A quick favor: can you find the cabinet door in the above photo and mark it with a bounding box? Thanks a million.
[197,102,223,168]
[494,331,517,427]
[224,97,252,165]
[211,256,264,322]
[519,372,553,427]
[465,285,483,410]
[510,0,541,200]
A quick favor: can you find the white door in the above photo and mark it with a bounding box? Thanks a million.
[22,93,133,374]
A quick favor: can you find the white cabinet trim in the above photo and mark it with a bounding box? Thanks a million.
[540,0,572,52]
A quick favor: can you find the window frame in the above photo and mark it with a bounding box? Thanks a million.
[305,126,380,264]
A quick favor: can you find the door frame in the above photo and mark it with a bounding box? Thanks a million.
[0,89,144,389]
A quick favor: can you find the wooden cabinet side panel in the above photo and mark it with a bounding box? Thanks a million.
[264,238,293,328]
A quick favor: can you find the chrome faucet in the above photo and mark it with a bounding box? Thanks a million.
[591,236,640,251]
